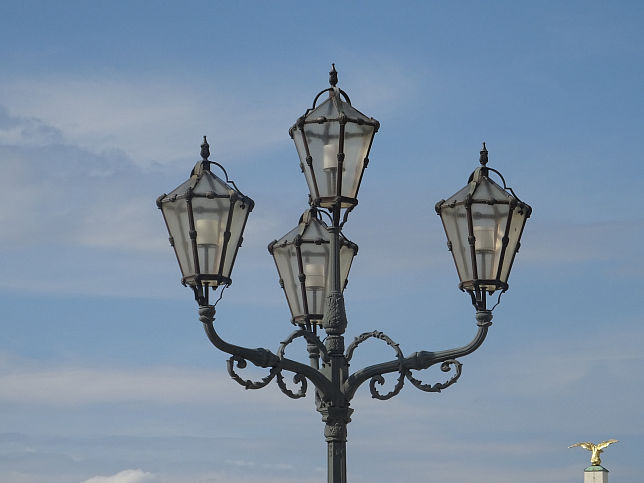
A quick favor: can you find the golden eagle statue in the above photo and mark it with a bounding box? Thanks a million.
[568,439,618,466]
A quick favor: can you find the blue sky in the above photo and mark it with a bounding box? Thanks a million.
[1,1,643,482]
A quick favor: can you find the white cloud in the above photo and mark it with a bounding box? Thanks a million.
[0,355,314,408]
[0,77,297,168]
[81,469,155,483]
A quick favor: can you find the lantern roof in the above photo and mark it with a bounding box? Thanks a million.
[159,137,254,210]
[269,210,330,251]
[438,143,531,217]
[289,65,379,139]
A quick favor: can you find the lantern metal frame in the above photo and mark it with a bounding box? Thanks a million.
[159,67,531,483]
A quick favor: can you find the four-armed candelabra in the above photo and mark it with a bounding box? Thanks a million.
[157,65,532,483]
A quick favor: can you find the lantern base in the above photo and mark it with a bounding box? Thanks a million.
[314,196,358,209]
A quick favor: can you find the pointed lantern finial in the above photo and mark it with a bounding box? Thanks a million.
[479,141,488,166]
[201,135,210,161]
[329,63,338,87]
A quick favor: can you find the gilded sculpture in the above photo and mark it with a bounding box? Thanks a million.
[569,439,618,466]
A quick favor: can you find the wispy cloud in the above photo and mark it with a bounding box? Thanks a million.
[0,359,312,407]
[81,469,155,483]
[0,77,298,168]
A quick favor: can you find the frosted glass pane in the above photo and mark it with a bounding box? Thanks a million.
[273,243,303,319]
[472,202,509,290]
[500,204,528,283]
[300,239,330,317]
[304,119,341,201]
[293,132,317,199]
[162,200,194,279]
[221,199,250,278]
[192,196,229,279]
[341,121,373,199]
[441,202,472,284]
[339,242,357,290]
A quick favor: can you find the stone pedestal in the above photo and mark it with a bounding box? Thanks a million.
[584,465,608,483]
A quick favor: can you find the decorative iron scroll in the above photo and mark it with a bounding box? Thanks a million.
[226,329,329,399]
[346,331,406,400]
[279,329,330,363]
[346,331,465,399]
[227,355,278,390]
[405,359,463,393]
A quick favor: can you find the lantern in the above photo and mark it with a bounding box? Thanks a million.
[290,65,379,209]
[268,210,358,327]
[435,143,531,309]
[157,137,254,304]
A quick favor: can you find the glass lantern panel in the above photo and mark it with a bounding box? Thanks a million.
[300,240,330,318]
[341,120,374,202]
[472,178,511,291]
[221,198,251,279]
[475,176,510,202]
[471,201,509,291]
[273,241,304,320]
[300,219,331,318]
[303,105,342,203]
[162,198,194,279]
[193,170,231,196]
[441,184,473,285]
[339,240,357,290]
[191,195,230,284]
[499,203,529,283]
[293,132,317,200]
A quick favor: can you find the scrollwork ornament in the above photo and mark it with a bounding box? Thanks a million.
[347,331,407,400]
[227,355,278,390]
[276,370,308,399]
[279,329,329,363]
[405,359,463,393]
[369,372,406,400]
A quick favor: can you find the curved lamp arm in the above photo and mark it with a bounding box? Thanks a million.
[199,306,338,398]
[343,310,492,401]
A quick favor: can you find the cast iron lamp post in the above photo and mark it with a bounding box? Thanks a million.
[157,66,531,483]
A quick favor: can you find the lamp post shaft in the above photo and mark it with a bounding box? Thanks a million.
[327,436,347,483]
[321,199,350,482]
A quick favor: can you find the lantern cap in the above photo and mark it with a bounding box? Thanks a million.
[479,141,488,166]
[200,135,210,161]
[329,63,338,87]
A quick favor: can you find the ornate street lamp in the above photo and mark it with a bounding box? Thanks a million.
[436,143,532,311]
[157,136,254,305]
[157,67,531,483]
